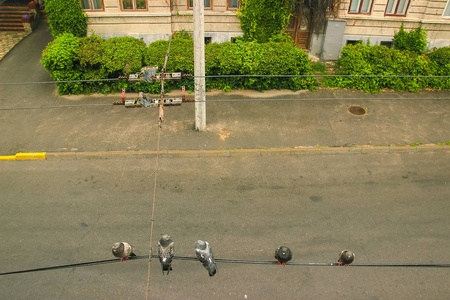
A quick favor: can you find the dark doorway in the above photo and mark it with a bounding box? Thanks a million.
[285,10,311,49]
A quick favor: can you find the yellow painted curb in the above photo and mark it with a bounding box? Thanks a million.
[6,152,47,160]
[0,155,16,160]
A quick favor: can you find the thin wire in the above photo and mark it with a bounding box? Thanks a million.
[1,97,449,112]
[145,127,161,300]
[145,37,172,300]
[0,104,111,111]
[201,74,450,78]
[0,256,148,276]
[1,255,448,276]
[0,74,449,86]
[0,78,120,85]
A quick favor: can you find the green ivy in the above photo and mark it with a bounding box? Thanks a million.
[45,0,88,38]
[236,0,294,43]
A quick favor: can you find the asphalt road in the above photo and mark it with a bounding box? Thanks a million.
[1,153,449,299]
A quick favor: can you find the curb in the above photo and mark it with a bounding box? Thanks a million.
[0,144,450,160]
[1,145,448,161]
[0,152,46,161]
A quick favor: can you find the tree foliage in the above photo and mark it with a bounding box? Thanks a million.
[236,0,294,43]
[292,0,340,34]
[45,0,88,37]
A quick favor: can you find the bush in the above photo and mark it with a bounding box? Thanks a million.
[323,43,436,92]
[42,31,314,94]
[45,0,87,37]
[427,47,450,89]
[393,24,428,54]
[41,32,84,94]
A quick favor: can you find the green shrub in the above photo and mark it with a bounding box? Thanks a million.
[42,31,316,94]
[393,24,428,54]
[427,47,450,89]
[324,43,436,92]
[102,37,148,75]
[45,0,87,37]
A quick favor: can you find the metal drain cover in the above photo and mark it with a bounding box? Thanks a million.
[348,106,367,115]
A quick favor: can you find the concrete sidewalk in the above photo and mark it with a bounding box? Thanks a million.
[0,21,450,159]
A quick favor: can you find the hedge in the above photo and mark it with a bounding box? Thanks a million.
[41,32,316,95]
[42,34,449,95]
[323,44,449,93]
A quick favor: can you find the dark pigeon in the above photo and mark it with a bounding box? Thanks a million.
[112,242,136,261]
[195,240,217,276]
[274,246,292,265]
[158,234,174,275]
[338,250,355,266]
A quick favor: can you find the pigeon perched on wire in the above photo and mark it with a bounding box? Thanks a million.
[338,250,355,266]
[195,240,217,277]
[158,234,174,275]
[112,242,136,261]
[274,246,292,265]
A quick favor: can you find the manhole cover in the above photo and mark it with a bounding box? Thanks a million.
[348,106,367,115]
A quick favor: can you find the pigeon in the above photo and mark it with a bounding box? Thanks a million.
[274,246,292,265]
[112,242,136,261]
[195,240,217,277]
[338,250,355,266]
[158,234,174,275]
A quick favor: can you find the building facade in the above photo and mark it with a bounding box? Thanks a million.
[316,0,450,59]
[81,0,450,60]
[81,0,242,45]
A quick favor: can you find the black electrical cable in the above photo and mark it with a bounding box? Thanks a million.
[0,256,148,276]
[1,97,449,111]
[1,256,448,276]
[0,74,449,86]
[0,104,112,111]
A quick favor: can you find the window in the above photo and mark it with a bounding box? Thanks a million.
[121,0,147,10]
[227,0,240,10]
[188,0,212,9]
[385,0,410,15]
[443,0,450,17]
[380,41,393,48]
[346,40,362,46]
[205,37,212,45]
[80,0,103,10]
[348,0,373,14]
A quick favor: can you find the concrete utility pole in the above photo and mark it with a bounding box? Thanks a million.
[194,0,206,131]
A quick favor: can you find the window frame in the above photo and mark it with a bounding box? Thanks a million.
[227,0,240,10]
[188,0,213,10]
[120,0,148,11]
[348,0,373,14]
[385,0,411,16]
[443,0,450,18]
[80,0,104,10]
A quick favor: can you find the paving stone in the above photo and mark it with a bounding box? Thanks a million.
[0,32,30,61]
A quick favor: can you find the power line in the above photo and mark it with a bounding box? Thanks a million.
[0,104,112,111]
[0,74,449,86]
[1,97,449,112]
[1,255,448,276]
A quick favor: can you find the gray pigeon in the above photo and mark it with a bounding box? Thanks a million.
[338,250,355,266]
[195,240,217,277]
[274,246,292,265]
[158,234,174,275]
[112,242,136,261]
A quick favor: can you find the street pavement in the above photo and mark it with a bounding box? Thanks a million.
[1,154,449,299]
[0,20,449,300]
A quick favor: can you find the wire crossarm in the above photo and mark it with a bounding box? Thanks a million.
[119,66,192,82]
